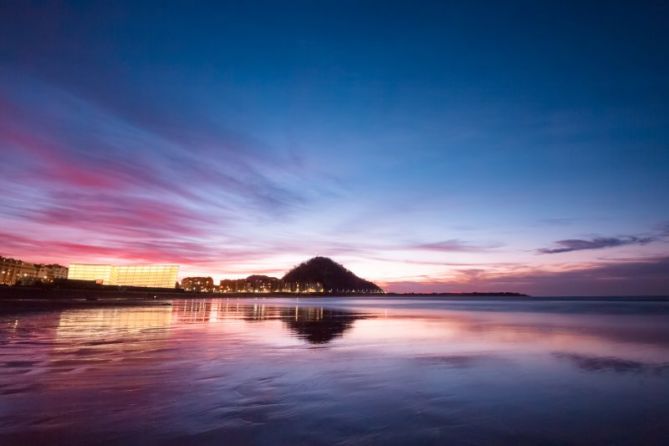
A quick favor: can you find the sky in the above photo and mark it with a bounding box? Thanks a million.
[1,1,668,295]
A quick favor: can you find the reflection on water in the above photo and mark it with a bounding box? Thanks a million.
[552,352,669,375]
[56,306,175,340]
[1,298,669,445]
[282,307,363,344]
[172,299,367,343]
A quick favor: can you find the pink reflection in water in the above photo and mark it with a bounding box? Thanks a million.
[1,298,669,445]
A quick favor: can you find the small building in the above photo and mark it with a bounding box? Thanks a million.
[1,256,68,285]
[35,264,69,283]
[181,277,214,292]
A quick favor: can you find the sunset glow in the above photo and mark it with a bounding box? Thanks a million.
[1,2,668,295]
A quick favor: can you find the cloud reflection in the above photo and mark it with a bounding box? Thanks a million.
[553,352,669,375]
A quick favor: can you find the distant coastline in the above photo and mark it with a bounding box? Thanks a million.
[3,283,669,302]
[3,285,669,314]
[0,284,527,300]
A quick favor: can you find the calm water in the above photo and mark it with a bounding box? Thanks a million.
[2,297,669,445]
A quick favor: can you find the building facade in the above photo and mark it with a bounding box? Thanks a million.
[181,277,214,292]
[35,264,69,283]
[68,264,179,288]
[1,256,68,285]
[218,276,324,293]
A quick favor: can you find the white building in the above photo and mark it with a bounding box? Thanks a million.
[68,264,179,288]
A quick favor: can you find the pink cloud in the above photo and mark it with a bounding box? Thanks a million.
[381,257,669,296]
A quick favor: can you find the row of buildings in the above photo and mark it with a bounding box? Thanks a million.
[3,258,334,293]
[0,256,68,286]
[2,257,323,292]
[1,257,179,289]
[182,275,324,294]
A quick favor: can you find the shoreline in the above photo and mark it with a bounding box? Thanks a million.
[0,286,668,312]
[1,286,668,301]
[0,286,528,300]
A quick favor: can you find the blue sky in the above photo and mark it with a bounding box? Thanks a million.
[1,1,668,294]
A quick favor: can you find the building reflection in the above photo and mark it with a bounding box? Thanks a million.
[55,306,175,343]
[48,300,364,348]
[5,299,669,385]
[44,299,669,356]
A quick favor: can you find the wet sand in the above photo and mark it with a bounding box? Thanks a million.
[2,297,669,445]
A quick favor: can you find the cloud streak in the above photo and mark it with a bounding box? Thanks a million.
[409,239,503,252]
[0,72,313,214]
[538,236,654,254]
[383,256,669,296]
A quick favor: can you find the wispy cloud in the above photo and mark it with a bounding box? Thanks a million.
[409,239,502,252]
[0,72,334,270]
[382,256,669,296]
[538,236,654,254]
[0,72,314,215]
[535,218,575,227]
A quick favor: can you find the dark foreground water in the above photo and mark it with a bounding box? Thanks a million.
[2,298,669,445]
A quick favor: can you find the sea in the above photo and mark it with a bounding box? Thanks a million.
[1,297,669,445]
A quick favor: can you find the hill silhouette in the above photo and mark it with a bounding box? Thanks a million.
[282,257,383,293]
